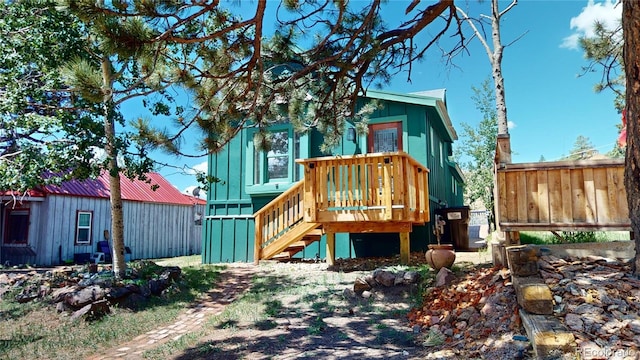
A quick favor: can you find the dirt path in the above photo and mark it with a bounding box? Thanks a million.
[91,251,499,360]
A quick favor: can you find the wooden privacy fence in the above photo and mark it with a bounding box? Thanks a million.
[297,152,430,225]
[496,158,630,231]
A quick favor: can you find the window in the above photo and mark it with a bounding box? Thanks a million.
[439,142,444,167]
[4,209,30,244]
[247,126,307,194]
[266,130,290,181]
[430,127,435,156]
[368,122,403,152]
[75,211,92,245]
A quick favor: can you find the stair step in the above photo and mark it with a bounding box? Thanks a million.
[261,222,321,260]
[290,240,316,247]
[306,229,324,237]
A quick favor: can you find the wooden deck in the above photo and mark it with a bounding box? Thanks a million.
[254,152,430,264]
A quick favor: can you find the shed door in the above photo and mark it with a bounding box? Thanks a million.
[368,122,402,153]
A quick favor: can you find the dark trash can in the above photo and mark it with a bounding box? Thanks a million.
[435,206,470,251]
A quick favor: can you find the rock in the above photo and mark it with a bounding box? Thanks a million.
[457,307,477,321]
[394,275,405,286]
[403,271,420,284]
[455,321,467,330]
[147,278,166,296]
[574,303,604,315]
[160,266,182,282]
[16,292,38,303]
[116,292,147,310]
[51,286,78,303]
[106,286,132,300]
[363,274,377,287]
[435,267,456,287]
[65,285,106,308]
[70,299,110,321]
[361,290,372,299]
[342,288,356,298]
[353,278,372,294]
[56,301,74,313]
[565,313,584,332]
[480,292,504,317]
[373,270,396,287]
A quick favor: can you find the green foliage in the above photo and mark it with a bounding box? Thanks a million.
[56,0,458,156]
[561,135,597,160]
[520,231,629,245]
[458,78,498,228]
[579,20,625,157]
[0,0,104,192]
[579,21,624,112]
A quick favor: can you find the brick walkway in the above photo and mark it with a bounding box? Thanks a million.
[88,264,255,360]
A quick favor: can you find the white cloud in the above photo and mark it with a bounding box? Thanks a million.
[561,0,621,50]
[185,160,208,175]
[507,121,516,130]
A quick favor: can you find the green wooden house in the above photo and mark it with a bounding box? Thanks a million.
[202,89,464,264]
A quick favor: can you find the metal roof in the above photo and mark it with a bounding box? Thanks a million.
[44,172,197,206]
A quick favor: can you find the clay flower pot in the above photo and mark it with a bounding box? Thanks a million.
[425,244,456,271]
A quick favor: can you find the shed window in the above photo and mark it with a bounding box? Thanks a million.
[4,209,30,244]
[75,211,92,245]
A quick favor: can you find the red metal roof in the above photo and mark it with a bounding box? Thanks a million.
[44,172,197,205]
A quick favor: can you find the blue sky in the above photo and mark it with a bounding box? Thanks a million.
[145,0,622,196]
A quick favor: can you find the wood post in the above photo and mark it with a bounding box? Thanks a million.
[253,215,262,265]
[303,163,317,222]
[399,232,410,265]
[326,231,335,266]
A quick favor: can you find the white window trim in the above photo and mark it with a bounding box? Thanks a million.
[75,211,92,245]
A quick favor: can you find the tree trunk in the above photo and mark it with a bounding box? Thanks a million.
[101,57,127,279]
[623,0,640,275]
[491,0,509,136]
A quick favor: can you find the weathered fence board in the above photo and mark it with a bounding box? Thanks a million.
[497,159,629,231]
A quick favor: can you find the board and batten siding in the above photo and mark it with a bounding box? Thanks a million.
[34,195,201,265]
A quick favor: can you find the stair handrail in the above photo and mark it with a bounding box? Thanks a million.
[253,180,305,262]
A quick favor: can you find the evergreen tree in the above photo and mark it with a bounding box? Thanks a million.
[563,135,598,160]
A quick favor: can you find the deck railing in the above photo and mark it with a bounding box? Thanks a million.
[297,152,430,224]
[253,180,305,258]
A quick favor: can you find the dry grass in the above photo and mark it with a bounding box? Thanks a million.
[0,256,222,360]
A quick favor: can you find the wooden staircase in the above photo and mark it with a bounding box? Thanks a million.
[271,227,323,260]
[254,152,431,264]
[254,180,315,263]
